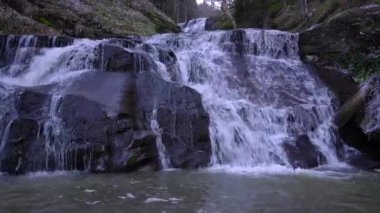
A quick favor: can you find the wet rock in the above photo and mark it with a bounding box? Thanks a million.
[300,6,380,57]
[299,6,380,103]
[0,118,40,175]
[16,89,50,120]
[345,149,380,170]
[339,76,380,162]
[0,71,211,174]
[283,134,326,169]
[101,44,154,72]
[360,76,380,143]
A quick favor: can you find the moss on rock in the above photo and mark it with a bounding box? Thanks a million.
[0,0,180,38]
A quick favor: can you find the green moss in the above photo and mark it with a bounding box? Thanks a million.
[268,1,283,18]
[37,16,55,28]
[328,53,380,82]
[216,15,234,30]
[144,11,179,33]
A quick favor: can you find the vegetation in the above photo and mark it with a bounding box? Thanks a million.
[332,53,380,82]
[36,16,54,28]
[150,0,199,22]
[232,0,377,30]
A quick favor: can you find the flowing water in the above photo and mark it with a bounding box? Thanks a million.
[0,170,380,213]
[148,19,341,168]
[0,19,378,212]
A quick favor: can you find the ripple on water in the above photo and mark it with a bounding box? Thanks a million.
[144,198,168,203]
[26,171,78,178]
[85,201,102,205]
[204,163,357,180]
[118,193,136,200]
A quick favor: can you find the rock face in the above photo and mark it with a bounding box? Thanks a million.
[299,5,380,57]
[299,5,380,169]
[283,134,326,169]
[0,0,180,38]
[338,76,380,168]
[299,5,380,105]
[205,15,235,31]
[0,35,211,174]
[360,77,380,143]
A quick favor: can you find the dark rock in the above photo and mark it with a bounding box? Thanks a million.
[345,149,380,170]
[359,76,380,143]
[299,6,380,102]
[312,65,359,104]
[0,71,211,174]
[339,76,380,166]
[16,89,50,120]
[102,44,154,72]
[283,134,326,169]
[300,6,380,56]
[0,118,40,175]
[205,17,218,31]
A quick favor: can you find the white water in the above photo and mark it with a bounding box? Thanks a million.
[147,22,341,169]
[0,38,101,86]
[0,23,342,172]
[151,109,172,169]
[180,18,207,33]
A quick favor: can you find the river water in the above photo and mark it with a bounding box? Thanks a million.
[0,169,380,213]
[0,19,379,212]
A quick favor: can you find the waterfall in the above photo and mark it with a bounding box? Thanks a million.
[0,23,342,172]
[151,109,171,169]
[147,21,341,168]
[180,18,207,33]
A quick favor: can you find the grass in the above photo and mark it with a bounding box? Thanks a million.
[37,16,55,28]
[329,53,380,82]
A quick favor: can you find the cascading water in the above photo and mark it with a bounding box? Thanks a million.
[0,36,103,172]
[150,109,171,169]
[0,20,343,173]
[179,18,207,34]
[147,21,341,169]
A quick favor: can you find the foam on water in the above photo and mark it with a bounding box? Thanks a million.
[145,197,169,203]
[26,170,77,178]
[205,163,354,179]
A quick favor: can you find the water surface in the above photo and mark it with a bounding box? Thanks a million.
[1,169,380,213]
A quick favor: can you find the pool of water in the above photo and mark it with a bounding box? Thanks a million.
[0,168,380,213]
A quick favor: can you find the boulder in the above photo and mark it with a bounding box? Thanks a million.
[101,44,155,72]
[0,118,40,175]
[299,5,380,56]
[0,71,211,174]
[338,76,380,168]
[299,5,380,100]
[283,134,326,169]
[359,76,380,144]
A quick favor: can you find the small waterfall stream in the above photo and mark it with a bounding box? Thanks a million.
[151,109,171,169]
